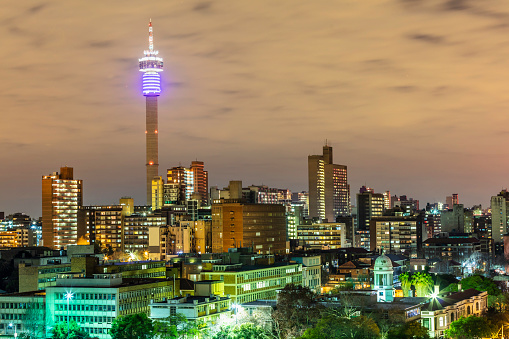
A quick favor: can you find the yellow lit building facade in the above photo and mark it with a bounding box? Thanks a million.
[200,262,302,304]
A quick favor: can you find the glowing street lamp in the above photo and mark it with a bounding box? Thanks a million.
[64,292,74,339]
[8,322,17,339]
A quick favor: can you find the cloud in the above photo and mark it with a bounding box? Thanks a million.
[26,3,48,14]
[193,2,212,12]
[89,40,114,48]
[408,33,445,44]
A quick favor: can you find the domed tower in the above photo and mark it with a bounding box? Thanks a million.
[373,252,394,302]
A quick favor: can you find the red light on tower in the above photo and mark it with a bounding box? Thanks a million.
[149,161,154,165]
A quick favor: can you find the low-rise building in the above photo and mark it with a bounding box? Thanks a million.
[0,291,45,337]
[0,228,36,248]
[326,260,371,291]
[291,256,321,293]
[19,256,166,292]
[422,238,481,262]
[46,273,178,339]
[200,262,303,304]
[150,280,231,327]
[420,288,488,338]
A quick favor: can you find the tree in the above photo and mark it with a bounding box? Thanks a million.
[212,323,271,339]
[330,282,355,292]
[21,302,45,339]
[445,316,498,339]
[386,321,430,339]
[300,315,380,339]
[272,284,323,338]
[460,275,501,296]
[153,314,199,339]
[432,274,458,291]
[399,272,412,297]
[110,313,154,339]
[412,272,433,297]
[51,320,89,339]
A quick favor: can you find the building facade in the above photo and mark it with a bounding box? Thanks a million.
[420,289,488,338]
[200,262,303,304]
[297,222,346,249]
[42,167,83,249]
[370,215,423,257]
[422,238,481,262]
[308,145,349,221]
[291,256,321,293]
[46,273,177,339]
[356,190,383,249]
[491,191,509,243]
[211,201,287,254]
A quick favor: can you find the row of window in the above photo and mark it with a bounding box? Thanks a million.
[55,304,116,312]
[56,315,114,324]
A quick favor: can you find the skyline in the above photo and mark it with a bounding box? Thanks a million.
[2,1,509,217]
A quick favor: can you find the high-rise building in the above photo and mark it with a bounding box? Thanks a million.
[166,162,208,206]
[441,204,473,234]
[446,193,459,209]
[383,191,391,210]
[139,20,164,204]
[356,189,383,249]
[308,145,349,221]
[42,167,83,249]
[151,176,164,210]
[190,161,208,205]
[370,215,423,257]
[491,190,509,243]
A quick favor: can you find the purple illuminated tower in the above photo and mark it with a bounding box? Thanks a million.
[139,20,163,205]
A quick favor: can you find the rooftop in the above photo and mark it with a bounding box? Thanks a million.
[423,238,480,245]
[422,288,485,311]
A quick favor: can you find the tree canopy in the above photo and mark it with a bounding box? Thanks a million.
[300,315,380,339]
[445,316,498,339]
[152,314,199,339]
[386,321,430,339]
[272,284,323,338]
[110,314,154,339]
[460,275,501,296]
[212,323,271,339]
[51,320,89,339]
[398,272,434,297]
[445,315,498,339]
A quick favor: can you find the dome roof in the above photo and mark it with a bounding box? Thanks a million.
[374,254,393,269]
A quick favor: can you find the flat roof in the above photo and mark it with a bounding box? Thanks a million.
[206,261,298,272]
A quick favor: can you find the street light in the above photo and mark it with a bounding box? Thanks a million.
[8,322,17,339]
[64,292,74,339]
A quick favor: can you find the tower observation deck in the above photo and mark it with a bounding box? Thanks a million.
[139,19,163,205]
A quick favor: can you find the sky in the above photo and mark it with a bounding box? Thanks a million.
[2,0,509,218]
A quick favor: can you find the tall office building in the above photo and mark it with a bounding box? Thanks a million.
[152,176,164,210]
[308,145,349,221]
[383,191,391,210]
[42,167,83,249]
[491,190,509,243]
[139,20,164,204]
[166,161,208,206]
[356,189,383,249]
[446,193,459,209]
[190,161,209,205]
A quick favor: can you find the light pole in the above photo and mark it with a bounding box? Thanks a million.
[8,322,17,339]
[64,292,74,339]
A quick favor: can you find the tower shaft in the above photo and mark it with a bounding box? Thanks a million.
[146,96,159,204]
